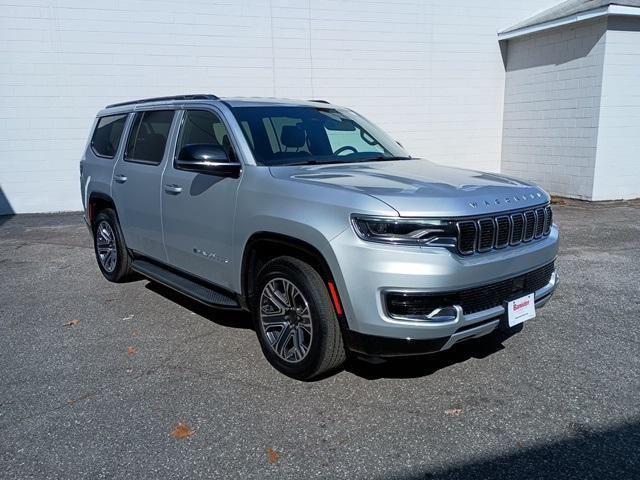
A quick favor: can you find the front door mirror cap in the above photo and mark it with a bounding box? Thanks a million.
[176,144,241,178]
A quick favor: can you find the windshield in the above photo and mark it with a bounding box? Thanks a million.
[229,106,410,166]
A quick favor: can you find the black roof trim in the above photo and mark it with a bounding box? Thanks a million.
[106,94,219,109]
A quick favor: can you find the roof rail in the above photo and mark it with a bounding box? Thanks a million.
[106,94,219,109]
[308,99,330,104]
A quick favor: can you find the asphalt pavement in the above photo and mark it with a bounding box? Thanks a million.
[0,200,638,479]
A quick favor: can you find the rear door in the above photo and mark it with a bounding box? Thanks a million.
[112,109,177,261]
[160,108,242,289]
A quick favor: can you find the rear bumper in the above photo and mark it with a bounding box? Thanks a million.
[346,270,558,358]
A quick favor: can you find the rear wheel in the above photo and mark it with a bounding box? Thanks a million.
[253,256,346,380]
[92,208,133,283]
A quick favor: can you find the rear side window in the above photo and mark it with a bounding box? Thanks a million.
[91,114,127,158]
[125,110,174,165]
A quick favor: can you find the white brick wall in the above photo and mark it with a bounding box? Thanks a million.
[0,0,558,214]
[592,17,640,200]
[500,18,608,200]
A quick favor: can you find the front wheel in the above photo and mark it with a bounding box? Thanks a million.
[253,256,346,380]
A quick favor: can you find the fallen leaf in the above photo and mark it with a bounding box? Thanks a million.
[127,347,137,357]
[267,447,281,464]
[445,408,463,416]
[170,423,195,440]
[63,319,80,327]
[132,329,139,337]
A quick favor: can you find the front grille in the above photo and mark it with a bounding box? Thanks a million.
[523,210,536,241]
[385,261,555,317]
[534,208,545,238]
[495,216,510,248]
[543,205,552,234]
[477,219,495,251]
[457,204,552,255]
[457,221,477,254]
[511,213,524,245]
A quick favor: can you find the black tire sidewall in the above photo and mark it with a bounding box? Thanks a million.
[253,259,338,380]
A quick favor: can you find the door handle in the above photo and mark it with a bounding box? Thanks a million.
[164,184,183,194]
[114,174,127,183]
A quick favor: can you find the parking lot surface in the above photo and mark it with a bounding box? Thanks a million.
[0,201,639,479]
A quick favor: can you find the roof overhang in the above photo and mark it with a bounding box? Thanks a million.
[498,4,640,40]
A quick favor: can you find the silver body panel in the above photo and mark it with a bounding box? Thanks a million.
[81,96,559,347]
[159,108,243,289]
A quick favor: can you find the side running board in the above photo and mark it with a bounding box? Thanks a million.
[131,259,240,309]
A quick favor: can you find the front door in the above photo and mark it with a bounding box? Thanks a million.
[161,108,242,290]
[112,109,176,262]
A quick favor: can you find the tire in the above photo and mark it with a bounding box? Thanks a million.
[253,256,346,380]
[92,208,133,283]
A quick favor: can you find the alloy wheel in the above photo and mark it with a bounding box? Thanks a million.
[259,278,313,363]
[96,221,117,273]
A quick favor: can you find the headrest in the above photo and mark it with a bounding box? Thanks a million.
[281,125,305,148]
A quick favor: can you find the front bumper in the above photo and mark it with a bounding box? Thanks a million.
[328,224,560,354]
[345,271,558,357]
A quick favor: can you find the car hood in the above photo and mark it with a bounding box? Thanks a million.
[269,159,549,217]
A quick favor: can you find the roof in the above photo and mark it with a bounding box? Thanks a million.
[499,0,640,39]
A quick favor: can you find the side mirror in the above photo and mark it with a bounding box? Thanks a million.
[175,144,241,178]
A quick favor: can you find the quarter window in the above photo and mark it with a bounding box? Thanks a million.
[125,110,174,165]
[91,114,127,158]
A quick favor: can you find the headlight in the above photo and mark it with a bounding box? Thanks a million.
[351,215,457,246]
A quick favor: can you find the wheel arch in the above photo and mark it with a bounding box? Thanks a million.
[87,192,117,227]
[240,232,345,322]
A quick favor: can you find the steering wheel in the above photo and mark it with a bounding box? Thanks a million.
[334,145,358,156]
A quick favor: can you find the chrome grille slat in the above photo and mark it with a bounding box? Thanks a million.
[543,205,552,234]
[456,204,552,255]
[510,213,524,245]
[523,211,536,242]
[477,218,495,252]
[495,216,510,248]
[534,208,545,238]
[457,221,477,255]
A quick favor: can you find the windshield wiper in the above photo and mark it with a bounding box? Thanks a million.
[281,159,356,166]
[277,156,411,167]
[356,155,412,162]
[281,159,320,166]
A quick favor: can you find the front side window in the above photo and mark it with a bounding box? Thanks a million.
[230,106,409,166]
[91,114,127,158]
[125,110,174,165]
[175,109,236,162]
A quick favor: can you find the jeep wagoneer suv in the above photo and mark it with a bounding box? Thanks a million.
[80,94,559,380]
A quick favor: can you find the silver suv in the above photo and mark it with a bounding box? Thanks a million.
[80,94,559,380]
